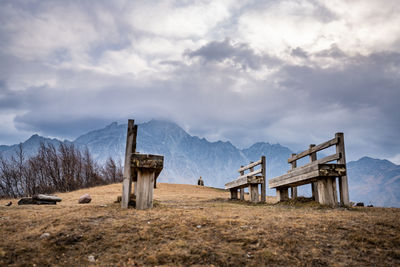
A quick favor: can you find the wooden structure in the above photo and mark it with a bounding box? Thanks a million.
[225,156,266,203]
[121,119,164,210]
[269,133,349,206]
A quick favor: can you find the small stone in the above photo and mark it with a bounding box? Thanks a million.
[40,233,50,239]
[196,225,202,229]
[79,194,92,204]
[88,255,95,262]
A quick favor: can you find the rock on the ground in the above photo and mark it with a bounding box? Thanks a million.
[40,233,50,239]
[79,194,92,204]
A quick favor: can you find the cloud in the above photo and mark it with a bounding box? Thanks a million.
[0,0,400,163]
[187,38,281,70]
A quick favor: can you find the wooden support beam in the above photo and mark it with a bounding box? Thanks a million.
[239,166,245,200]
[121,120,137,209]
[317,177,336,207]
[277,188,289,202]
[336,132,349,206]
[290,153,297,199]
[249,184,259,203]
[309,144,319,201]
[230,188,238,200]
[260,156,266,203]
[136,169,155,210]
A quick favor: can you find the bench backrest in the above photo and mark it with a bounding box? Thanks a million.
[288,132,346,172]
[237,156,266,179]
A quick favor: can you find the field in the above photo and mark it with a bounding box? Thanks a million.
[1,183,400,266]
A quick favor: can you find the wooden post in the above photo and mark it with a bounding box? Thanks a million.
[290,153,297,199]
[309,144,319,201]
[230,189,238,200]
[249,162,259,203]
[136,169,155,210]
[250,184,259,203]
[317,177,335,207]
[277,188,289,202]
[261,156,266,203]
[239,166,245,200]
[336,133,349,206]
[121,120,137,208]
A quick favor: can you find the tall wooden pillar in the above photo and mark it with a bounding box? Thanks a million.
[309,144,319,201]
[261,156,266,203]
[336,133,349,206]
[249,162,259,203]
[121,120,137,209]
[290,153,297,199]
[239,166,245,200]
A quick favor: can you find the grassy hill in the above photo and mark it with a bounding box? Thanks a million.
[1,183,399,266]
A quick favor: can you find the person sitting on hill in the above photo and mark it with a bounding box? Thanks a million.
[197,176,204,186]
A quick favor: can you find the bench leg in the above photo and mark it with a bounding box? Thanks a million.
[338,175,350,206]
[250,184,259,203]
[290,187,297,199]
[136,170,155,210]
[240,188,245,200]
[230,189,238,200]
[311,182,319,201]
[276,188,289,202]
[317,177,336,207]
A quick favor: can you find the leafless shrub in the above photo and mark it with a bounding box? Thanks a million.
[0,142,122,198]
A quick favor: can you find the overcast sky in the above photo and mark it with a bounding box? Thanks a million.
[1,0,400,163]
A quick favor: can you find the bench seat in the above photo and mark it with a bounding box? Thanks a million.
[225,176,263,190]
[269,163,346,189]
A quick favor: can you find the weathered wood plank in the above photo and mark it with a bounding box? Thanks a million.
[336,132,350,206]
[225,176,264,190]
[33,194,62,202]
[238,160,262,172]
[288,137,339,163]
[309,144,319,201]
[317,177,336,206]
[250,184,259,203]
[269,164,346,189]
[288,153,341,173]
[237,168,262,179]
[136,169,155,210]
[121,120,136,208]
[260,156,266,203]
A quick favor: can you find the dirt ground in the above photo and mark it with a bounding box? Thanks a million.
[0,183,399,266]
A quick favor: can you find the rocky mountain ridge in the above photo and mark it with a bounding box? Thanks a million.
[1,120,399,207]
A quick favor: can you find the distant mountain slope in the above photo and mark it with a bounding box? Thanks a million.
[1,120,399,207]
[347,157,400,207]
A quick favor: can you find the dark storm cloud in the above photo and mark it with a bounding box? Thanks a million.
[1,0,400,163]
[187,39,281,70]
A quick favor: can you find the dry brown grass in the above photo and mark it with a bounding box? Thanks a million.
[1,183,400,266]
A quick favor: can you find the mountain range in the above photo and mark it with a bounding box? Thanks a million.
[1,120,399,207]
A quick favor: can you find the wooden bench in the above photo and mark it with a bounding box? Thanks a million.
[269,133,349,206]
[121,119,164,210]
[225,156,266,203]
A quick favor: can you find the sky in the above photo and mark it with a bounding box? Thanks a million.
[0,0,400,163]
